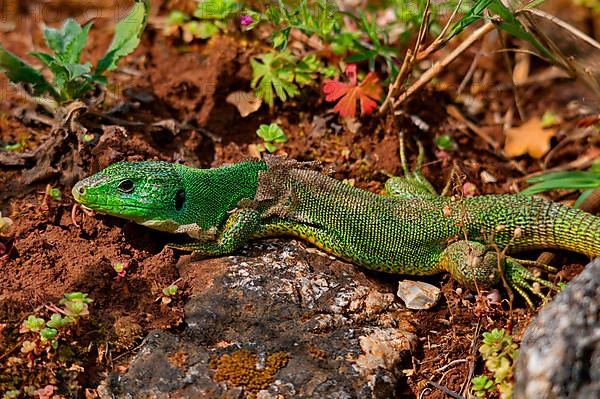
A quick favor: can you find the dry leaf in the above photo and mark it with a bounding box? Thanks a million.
[512,52,530,85]
[504,117,556,158]
[226,90,262,117]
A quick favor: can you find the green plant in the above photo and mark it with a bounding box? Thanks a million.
[256,123,287,153]
[59,292,93,317]
[3,134,28,152]
[7,292,92,399]
[343,10,401,76]
[166,0,241,42]
[0,0,149,111]
[521,160,600,207]
[472,375,495,398]
[161,284,179,304]
[246,0,341,50]
[45,185,62,201]
[113,261,128,278]
[434,134,458,151]
[2,390,20,399]
[250,51,321,107]
[23,315,45,333]
[472,328,518,399]
[449,0,553,60]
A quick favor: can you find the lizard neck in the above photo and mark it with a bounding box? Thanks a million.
[174,160,267,230]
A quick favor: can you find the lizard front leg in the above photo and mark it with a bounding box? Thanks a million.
[168,208,262,257]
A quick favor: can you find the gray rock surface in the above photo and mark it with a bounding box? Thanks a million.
[514,258,600,399]
[100,240,417,398]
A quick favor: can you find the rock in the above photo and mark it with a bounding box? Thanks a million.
[514,258,600,399]
[396,280,441,309]
[102,240,417,398]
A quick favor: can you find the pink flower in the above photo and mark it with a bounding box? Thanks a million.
[240,15,253,27]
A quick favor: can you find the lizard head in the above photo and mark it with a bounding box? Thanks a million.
[72,161,188,232]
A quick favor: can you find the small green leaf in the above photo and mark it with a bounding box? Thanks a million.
[257,123,287,142]
[184,21,219,39]
[40,327,58,341]
[541,111,559,128]
[295,54,322,86]
[167,10,189,26]
[251,51,300,107]
[3,390,20,399]
[472,374,494,397]
[0,44,55,97]
[95,0,150,76]
[521,170,600,195]
[63,22,92,64]
[435,134,457,151]
[43,19,82,59]
[264,142,278,153]
[162,284,178,296]
[46,186,62,201]
[61,291,93,304]
[23,315,45,332]
[47,313,72,328]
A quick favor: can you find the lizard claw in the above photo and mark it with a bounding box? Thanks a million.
[503,257,560,307]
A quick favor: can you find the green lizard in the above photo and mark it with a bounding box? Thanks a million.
[72,155,600,306]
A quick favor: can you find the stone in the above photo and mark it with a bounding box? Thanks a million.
[396,280,441,310]
[514,259,600,399]
[101,240,417,398]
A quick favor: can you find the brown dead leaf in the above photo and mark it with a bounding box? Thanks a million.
[226,90,262,117]
[504,117,556,158]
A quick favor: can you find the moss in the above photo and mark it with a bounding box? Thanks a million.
[209,349,289,397]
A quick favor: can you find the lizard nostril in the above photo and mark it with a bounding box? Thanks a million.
[78,185,86,195]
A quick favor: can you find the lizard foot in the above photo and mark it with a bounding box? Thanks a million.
[503,257,560,308]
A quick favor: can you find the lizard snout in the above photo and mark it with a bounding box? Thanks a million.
[72,180,87,202]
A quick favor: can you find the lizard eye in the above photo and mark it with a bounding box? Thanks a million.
[175,189,185,211]
[117,179,135,193]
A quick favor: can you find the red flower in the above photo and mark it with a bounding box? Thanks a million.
[322,64,383,118]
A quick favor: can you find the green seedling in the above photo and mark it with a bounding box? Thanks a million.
[521,160,600,208]
[2,390,20,399]
[39,327,58,342]
[472,375,495,398]
[251,51,321,107]
[472,328,518,399]
[161,284,178,304]
[256,123,287,153]
[46,313,73,329]
[166,0,241,42]
[3,134,28,152]
[23,315,45,333]
[435,134,458,151]
[59,292,93,317]
[46,185,62,201]
[541,111,559,128]
[246,0,340,50]
[113,261,128,278]
[0,0,149,111]
[251,51,299,107]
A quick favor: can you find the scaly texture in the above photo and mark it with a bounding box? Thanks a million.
[72,157,600,305]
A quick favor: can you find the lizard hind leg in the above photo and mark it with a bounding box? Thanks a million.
[439,241,559,307]
[384,132,438,198]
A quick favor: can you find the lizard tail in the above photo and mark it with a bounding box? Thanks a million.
[533,199,600,257]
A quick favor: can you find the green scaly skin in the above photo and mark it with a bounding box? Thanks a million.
[72,158,600,306]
